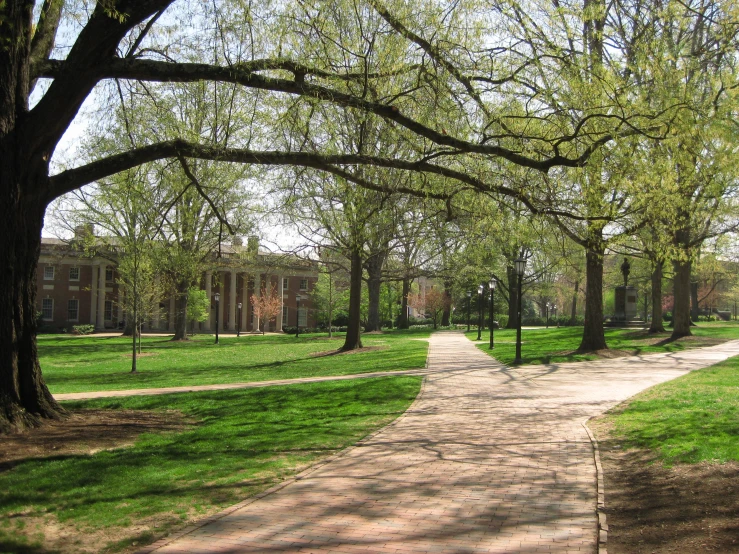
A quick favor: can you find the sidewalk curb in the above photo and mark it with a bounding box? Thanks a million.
[583,420,608,554]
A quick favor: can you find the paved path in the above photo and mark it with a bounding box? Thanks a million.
[140,333,739,554]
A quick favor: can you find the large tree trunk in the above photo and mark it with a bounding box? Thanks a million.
[671,258,693,338]
[690,281,699,323]
[364,251,386,332]
[569,279,579,325]
[578,242,607,351]
[172,280,189,340]
[341,248,363,351]
[649,260,666,334]
[0,186,66,432]
[441,279,452,326]
[398,277,410,329]
[506,266,518,329]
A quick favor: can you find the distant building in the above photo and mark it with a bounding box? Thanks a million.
[36,235,318,333]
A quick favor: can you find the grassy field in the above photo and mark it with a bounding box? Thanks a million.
[0,376,422,553]
[39,330,430,393]
[468,321,739,366]
[596,355,739,465]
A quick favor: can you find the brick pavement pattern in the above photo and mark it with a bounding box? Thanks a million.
[141,332,739,554]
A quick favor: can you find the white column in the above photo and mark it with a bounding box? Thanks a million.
[204,271,212,331]
[117,289,125,327]
[152,278,160,330]
[252,274,261,332]
[217,279,224,332]
[241,273,249,331]
[169,297,176,332]
[277,275,285,332]
[90,263,99,326]
[96,264,106,330]
[228,269,237,331]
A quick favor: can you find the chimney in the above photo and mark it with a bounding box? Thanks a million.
[247,236,259,254]
[74,224,94,238]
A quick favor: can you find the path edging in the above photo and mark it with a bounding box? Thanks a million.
[583,420,608,554]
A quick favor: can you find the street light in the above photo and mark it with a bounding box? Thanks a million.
[553,304,558,327]
[295,294,302,338]
[489,278,496,349]
[513,258,526,364]
[546,302,550,329]
[477,284,484,340]
[214,292,220,344]
[466,291,472,332]
[237,302,242,337]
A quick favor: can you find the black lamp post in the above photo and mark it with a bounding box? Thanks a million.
[466,291,472,332]
[237,302,242,337]
[553,304,558,327]
[477,284,483,340]
[513,258,526,364]
[489,278,496,349]
[214,292,220,344]
[295,294,301,338]
[546,302,550,329]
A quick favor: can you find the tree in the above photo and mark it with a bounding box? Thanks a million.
[5,0,737,432]
[186,288,210,336]
[312,263,350,337]
[250,285,282,334]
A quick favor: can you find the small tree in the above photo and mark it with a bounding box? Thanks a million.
[250,285,283,334]
[186,288,210,336]
[312,267,350,337]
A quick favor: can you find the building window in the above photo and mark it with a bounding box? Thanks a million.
[67,299,79,322]
[69,267,80,281]
[43,266,54,280]
[299,278,308,291]
[105,268,114,282]
[104,300,113,321]
[282,306,288,325]
[41,298,54,320]
[283,277,289,290]
[298,307,307,327]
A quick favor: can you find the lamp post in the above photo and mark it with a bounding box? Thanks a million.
[214,292,220,344]
[513,258,526,364]
[466,291,472,332]
[546,302,550,329]
[237,302,242,337]
[489,278,496,349]
[553,304,558,327]
[295,294,301,338]
[477,284,484,340]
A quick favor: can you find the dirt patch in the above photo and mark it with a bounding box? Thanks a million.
[0,409,196,553]
[309,345,387,357]
[0,409,192,468]
[122,352,158,358]
[592,427,739,552]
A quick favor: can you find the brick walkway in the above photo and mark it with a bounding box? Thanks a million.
[138,332,739,554]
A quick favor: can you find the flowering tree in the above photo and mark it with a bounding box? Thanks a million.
[250,285,282,334]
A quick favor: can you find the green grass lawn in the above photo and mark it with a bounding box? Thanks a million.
[0,376,422,553]
[40,330,430,394]
[467,321,739,366]
[596,355,739,465]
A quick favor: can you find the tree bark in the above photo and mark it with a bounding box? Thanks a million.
[398,278,410,329]
[0,182,66,432]
[671,257,693,338]
[172,280,189,340]
[341,248,363,351]
[578,242,607,351]
[364,251,385,332]
[441,279,452,326]
[649,260,666,334]
[506,266,518,329]
[690,281,699,323]
[569,279,579,325]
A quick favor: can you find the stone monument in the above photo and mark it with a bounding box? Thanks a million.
[610,257,639,326]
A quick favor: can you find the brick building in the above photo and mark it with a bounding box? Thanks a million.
[36,236,318,333]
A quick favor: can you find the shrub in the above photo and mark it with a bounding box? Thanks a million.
[72,324,95,335]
